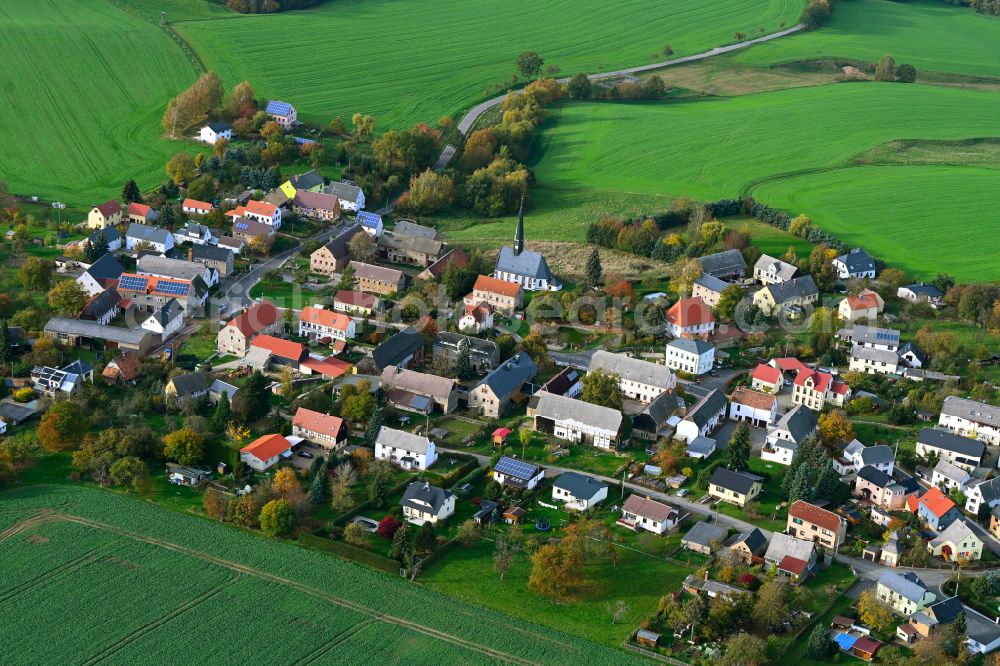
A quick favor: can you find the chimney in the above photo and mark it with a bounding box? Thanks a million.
[188,247,193,262]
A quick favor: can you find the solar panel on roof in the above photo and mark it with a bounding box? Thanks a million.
[235,222,248,230]
[118,276,149,291]
[357,211,381,226]
[494,456,537,480]
[266,100,293,116]
[155,281,189,296]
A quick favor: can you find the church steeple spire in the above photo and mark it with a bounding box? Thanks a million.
[514,197,525,256]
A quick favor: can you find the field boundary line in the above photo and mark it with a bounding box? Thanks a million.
[294,618,376,665]
[81,574,243,665]
[54,513,541,666]
[0,540,120,606]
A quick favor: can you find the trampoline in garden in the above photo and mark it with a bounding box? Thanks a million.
[535,518,551,531]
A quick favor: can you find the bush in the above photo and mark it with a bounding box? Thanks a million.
[13,387,34,403]
[376,515,401,540]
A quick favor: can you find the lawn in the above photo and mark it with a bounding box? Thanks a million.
[0,0,201,203]
[735,0,1000,79]
[527,84,1000,279]
[0,485,636,664]
[174,0,805,131]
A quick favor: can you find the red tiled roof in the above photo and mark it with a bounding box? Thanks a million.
[778,555,809,576]
[240,433,291,461]
[845,292,881,311]
[830,380,851,396]
[300,356,350,378]
[251,334,305,361]
[127,202,152,217]
[95,200,121,217]
[225,301,280,337]
[292,407,344,439]
[789,500,843,532]
[228,200,278,219]
[731,386,776,411]
[751,363,782,385]
[464,301,492,323]
[474,274,521,298]
[666,297,714,328]
[117,273,192,298]
[335,290,377,309]
[102,350,140,382]
[919,486,956,518]
[299,306,352,332]
[182,198,213,211]
[906,495,919,513]
[853,636,882,655]
[794,368,833,394]
[771,357,809,373]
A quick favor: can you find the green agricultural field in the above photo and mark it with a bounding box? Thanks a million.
[0,485,638,665]
[735,0,1000,79]
[527,83,1000,278]
[0,0,201,203]
[174,0,806,130]
[751,165,1000,281]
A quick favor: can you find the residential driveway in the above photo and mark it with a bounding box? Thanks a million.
[844,578,872,600]
[711,419,767,453]
[288,442,327,470]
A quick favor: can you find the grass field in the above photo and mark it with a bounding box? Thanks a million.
[525,83,1000,278]
[0,485,638,665]
[735,0,1000,79]
[0,0,201,203]
[751,164,1000,280]
[174,0,805,129]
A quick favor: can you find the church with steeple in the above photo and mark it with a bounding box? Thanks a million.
[493,201,561,292]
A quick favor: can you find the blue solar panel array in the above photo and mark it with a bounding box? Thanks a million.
[118,275,149,292]
[266,100,293,116]
[234,222,249,230]
[156,281,190,296]
[357,211,382,228]
[494,456,538,480]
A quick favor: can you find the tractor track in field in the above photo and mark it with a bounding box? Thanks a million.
[12,512,540,666]
[294,618,376,665]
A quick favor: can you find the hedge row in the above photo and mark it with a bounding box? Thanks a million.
[299,532,400,574]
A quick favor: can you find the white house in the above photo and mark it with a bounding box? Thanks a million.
[492,456,544,490]
[897,283,944,305]
[832,248,876,280]
[753,254,798,285]
[665,338,715,376]
[916,428,986,472]
[529,391,622,450]
[182,198,214,216]
[265,100,297,128]
[763,405,819,466]
[324,181,366,213]
[833,440,895,476]
[374,426,436,470]
[875,571,935,616]
[174,222,215,246]
[666,297,715,339]
[552,472,608,511]
[964,477,1000,516]
[938,396,1000,446]
[356,211,383,237]
[675,389,727,444]
[849,345,902,376]
[931,459,972,492]
[298,305,356,341]
[728,387,777,427]
[226,200,282,230]
[459,302,494,334]
[588,350,676,404]
[198,121,232,144]
[125,223,174,254]
[139,298,184,338]
[617,494,679,535]
[239,433,292,471]
[400,481,455,525]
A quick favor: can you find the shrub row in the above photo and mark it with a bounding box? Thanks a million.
[298,532,400,574]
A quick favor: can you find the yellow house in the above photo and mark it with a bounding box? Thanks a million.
[279,180,297,200]
[87,200,123,230]
[927,520,983,562]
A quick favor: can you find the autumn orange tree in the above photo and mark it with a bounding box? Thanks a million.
[38,401,86,451]
[528,542,584,601]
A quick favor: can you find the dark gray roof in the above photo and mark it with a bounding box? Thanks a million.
[902,283,943,299]
[401,481,452,514]
[190,244,232,263]
[392,220,440,240]
[288,170,324,191]
[686,436,716,456]
[495,246,556,281]
[941,396,1000,429]
[709,467,761,495]
[917,428,986,459]
[541,367,581,396]
[877,571,927,603]
[684,389,727,428]
[323,181,363,202]
[433,332,499,360]
[926,596,963,625]
[835,248,876,274]
[170,372,210,397]
[43,318,154,345]
[851,345,900,365]
[0,401,38,424]
[80,288,121,320]
[531,392,622,433]
[899,342,926,364]
[146,298,184,327]
[766,275,818,303]
[667,338,715,355]
[320,224,363,260]
[127,223,172,245]
[85,253,124,281]
[733,527,767,555]
[971,476,1000,504]
[88,227,120,247]
[966,605,1000,647]
[552,471,607,501]
[772,405,818,442]
[371,326,424,370]
[206,121,232,132]
[479,352,537,399]
[857,465,895,488]
[683,521,728,548]
[859,444,895,466]
[847,325,901,346]
[693,273,729,293]
[697,249,746,277]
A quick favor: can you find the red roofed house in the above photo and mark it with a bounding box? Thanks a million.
[666,297,715,339]
[240,433,292,471]
[464,275,523,315]
[729,386,778,427]
[459,301,494,334]
[298,305,356,342]
[916,486,962,532]
[768,357,810,379]
[333,290,379,317]
[792,368,851,411]
[300,355,351,378]
[217,301,281,356]
[787,500,847,550]
[182,198,214,216]
[102,350,141,384]
[226,199,282,229]
[617,494,680,534]
[292,407,347,449]
[127,202,157,225]
[750,363,783,393]
[87,200,122,229]
[838,289,885,324]
[778,555,810,584]
[251,334,306,368]
[851,636,882,662]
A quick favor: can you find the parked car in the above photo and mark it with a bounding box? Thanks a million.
[296,451,314,459]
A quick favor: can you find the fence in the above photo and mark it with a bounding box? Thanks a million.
[299,532,399,574]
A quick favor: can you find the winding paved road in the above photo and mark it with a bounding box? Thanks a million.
[437,24,805,169]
